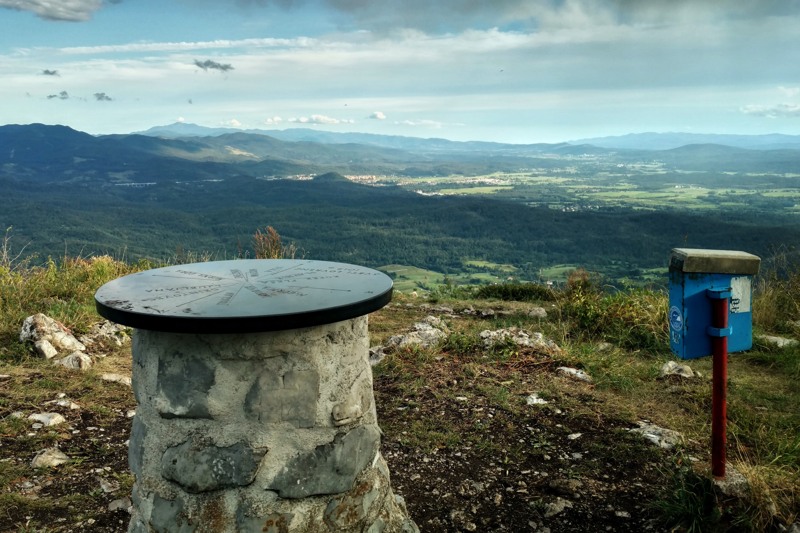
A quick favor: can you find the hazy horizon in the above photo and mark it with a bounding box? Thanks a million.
[2,0,800,144]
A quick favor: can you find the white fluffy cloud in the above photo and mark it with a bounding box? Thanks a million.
[288,114,354,125]
[368,111,386,120]
[263,116,283,125]
[0,0,102,21]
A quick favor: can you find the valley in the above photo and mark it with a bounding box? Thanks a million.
[2,123,800,290]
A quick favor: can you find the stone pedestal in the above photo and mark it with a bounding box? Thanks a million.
[128,318,416,533]
[94,260,417,533]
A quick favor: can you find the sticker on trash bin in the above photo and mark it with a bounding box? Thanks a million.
[669,306,683,332]
[729,276,751,314]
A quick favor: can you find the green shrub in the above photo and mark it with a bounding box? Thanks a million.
[474,282,557,302]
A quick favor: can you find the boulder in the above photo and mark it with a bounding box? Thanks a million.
[20,314,86,355]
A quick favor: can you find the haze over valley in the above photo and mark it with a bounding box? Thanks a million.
[2,122,799,289]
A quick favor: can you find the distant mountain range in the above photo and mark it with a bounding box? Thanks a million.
[138,122,800,152]
[570,131,800,151]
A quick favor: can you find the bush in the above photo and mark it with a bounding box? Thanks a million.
[474,282,557,302]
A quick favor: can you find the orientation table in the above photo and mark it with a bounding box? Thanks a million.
[96,259,417,533]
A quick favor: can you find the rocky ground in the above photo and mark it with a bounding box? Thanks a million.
[0,303,759,532]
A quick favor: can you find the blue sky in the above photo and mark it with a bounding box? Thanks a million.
[1,0,799,143]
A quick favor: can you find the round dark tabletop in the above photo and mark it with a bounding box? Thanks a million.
[94,259,393,333]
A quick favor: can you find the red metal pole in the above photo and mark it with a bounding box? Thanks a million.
[711,296,729,479]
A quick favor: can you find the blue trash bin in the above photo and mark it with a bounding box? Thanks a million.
[668,248,761,359]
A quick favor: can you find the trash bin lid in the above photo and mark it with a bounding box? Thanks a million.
[669,248,761,275]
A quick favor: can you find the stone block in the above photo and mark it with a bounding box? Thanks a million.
[149,494,195,533]
[324,479,381,530]
[128,416,146,479]
[155,354,215,419]
[161,439,267,493]
[266,425,380,499]
[245,369,319,428]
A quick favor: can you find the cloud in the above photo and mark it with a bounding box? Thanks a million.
[224,118,242,127]
[395,119,443,128]
[778,86,800,98]
[288,114,354,125]
[740,103,800,118]
[194,59,234,72]
[47,90,69,100]
[263,116,283,125]
[0,0,103,22]
[368,111,386,120]
[41,69,59,76]
[94,92,112,101]
[236,0,800,33]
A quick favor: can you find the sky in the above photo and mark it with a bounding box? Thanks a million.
[1,0,799,144]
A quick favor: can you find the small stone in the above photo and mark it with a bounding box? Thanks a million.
[0,374,11,381]
[567,432,582,440]
[615,510,631,518]
[101,373,132,386]
[629,421,683,449]
[759,335,798,348]
[526,394,548,406]
[34,339,58,359]
[714,465,750,498]
[31,447,70,468]
[44,399,80,410]
[54,352,93,370]
[108,497,132,513]
[556,367,592,383]
[544,497,573,518]
[28,412,66,427]
[660,360,694,379]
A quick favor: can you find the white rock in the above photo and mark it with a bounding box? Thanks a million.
[28,412,66,427]
[629,421,683,449]
[760,335,798,348]
[660,360,695,379]
[567,433,582,440]
[102,373,132,386]
[108,497,132,513]
[480,328,562,354]
[31,447,70,468]
[20,314,86,352]
[44,399,81,410]
[385,316,448,349]
[526,394,549,406]
[34,339,58,359]
[556,367,593,383]
[0,374,10,381]
[54,352,93,370]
